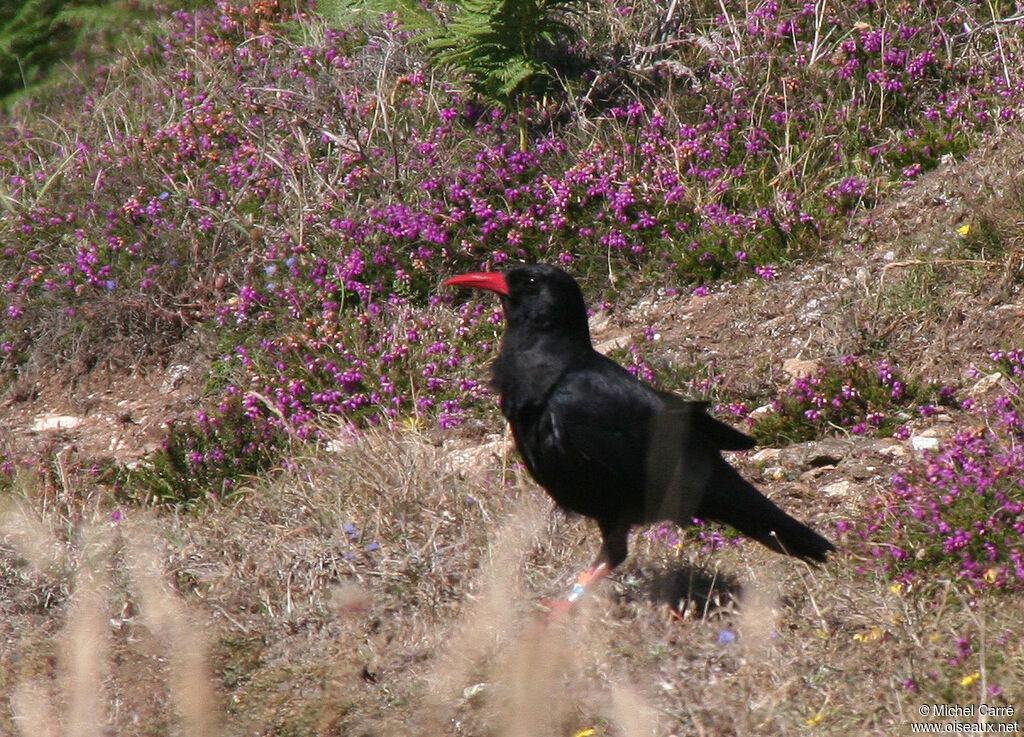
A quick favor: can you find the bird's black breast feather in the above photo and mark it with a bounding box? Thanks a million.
[512,358,652,522]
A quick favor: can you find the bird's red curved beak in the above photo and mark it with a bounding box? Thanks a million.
[443,272,510,296]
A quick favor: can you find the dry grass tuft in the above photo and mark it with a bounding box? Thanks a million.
[11,679,60,737]
[418,493,547,735]
[124,520,220,737]
[61,525,109,737]
[0,499,221,737]
[609,683,658,737]
[2,424,1024,736]
[0,496,66,576]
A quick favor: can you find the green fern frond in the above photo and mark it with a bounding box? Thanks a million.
[317,0,439,35]
[493,57,541,97]
[55,4,132,34]
[317,0,589,149]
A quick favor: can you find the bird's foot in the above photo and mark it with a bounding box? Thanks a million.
[536,565,609,623]
[539,597,576,622]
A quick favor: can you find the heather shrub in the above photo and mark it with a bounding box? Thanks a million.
[853,410,1024,594]
[3,0,1024,491]
[113,393,291,506]
[0,453,12,492]
[989,349,1024,414]
[746,357,955,445]
[223,297,498,434]
[837,347,1024,592]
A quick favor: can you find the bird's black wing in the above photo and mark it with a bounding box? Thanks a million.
[643,397,723,524]
[522,354,745,527]
[656,391,756,451]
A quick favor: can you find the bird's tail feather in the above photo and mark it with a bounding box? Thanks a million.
[695,458,834,563]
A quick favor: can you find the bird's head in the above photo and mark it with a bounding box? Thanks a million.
[445,263,590,341]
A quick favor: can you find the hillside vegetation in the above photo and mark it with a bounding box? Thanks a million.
[2,1,1024,735]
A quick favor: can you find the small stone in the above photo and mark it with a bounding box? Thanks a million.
[462,683,490,701]
[750,447,781,464]
[161,363,192,393]
[968,371,1004,398]
[911,436,940,452]
[782,358,820,380]
[593,334,632,354]
[845,463,877,480]
[31,415,83,432]
[821,479,857,498]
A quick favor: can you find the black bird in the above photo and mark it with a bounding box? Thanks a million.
[445,263,833,607]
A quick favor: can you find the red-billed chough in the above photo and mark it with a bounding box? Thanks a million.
[445,263,834,608]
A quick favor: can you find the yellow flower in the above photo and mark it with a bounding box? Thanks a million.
[401,416,424,432]
[889,583,903,594]
[853,626,882,642]
[957,223,971,236]
[804,713,826,726]
[961,672,981,687]
[572,730,597,737]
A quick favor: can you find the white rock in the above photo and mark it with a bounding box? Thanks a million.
[879,443,909,459]
[31,415,83,432]
[750,447,781,464]
[968,371,1004,398]
[161,363,192,393]
[462,683,490,701]
[593,333,632,355]
[821,479,857,498]
[911,435,941,452]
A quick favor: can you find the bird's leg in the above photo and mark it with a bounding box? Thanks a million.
[565,560,611,605]
[543,558,610,620]
[546,522,628,618]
